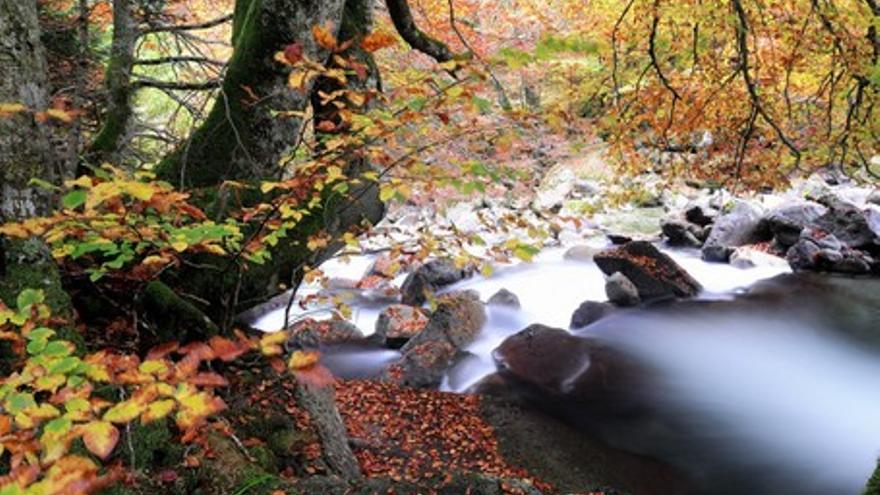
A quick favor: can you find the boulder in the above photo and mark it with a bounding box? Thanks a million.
[684,205,716,227]
[701,200,767,262]
[288,319,365,349]
[729,246,789,269]
[487,288,521,309]
[570,301,616,329]
[384,291,486,388]
[813,195,879,248]
[660,219,703,248]
[759,201,827,248]
[786,231,873,274]
[400,259,474,305]
[374,304,429,349]
[605,272,640,307]
[594,241,702,300]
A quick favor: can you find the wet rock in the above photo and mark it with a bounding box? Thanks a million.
[594,241,702,300]
[759,201,827,248]
[661,219,703,248]
[786,232,873,274]
[867,190,880,207]
[385,291,486,388]
[570,301,616,329]
[813,196,879,249]
[320,277,401,306]
[605,272,641,307]
[400,259,474,305]
[288,319,365,349]
[701,200,768,262]
[685,205,716,227]
[487,288,521,309]
[364,253,401,279]
[729,246,789,269]
[607,234,632,245]
[374,304,429,349]
[563,245,600,262]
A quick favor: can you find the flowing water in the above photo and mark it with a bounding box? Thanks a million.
[248,246,880,494]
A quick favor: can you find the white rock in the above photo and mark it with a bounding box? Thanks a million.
[730,247,789,269]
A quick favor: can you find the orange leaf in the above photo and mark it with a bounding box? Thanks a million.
[209,336,249,362]
[361,31,397,52]
[80,421,119,460]
[293,364,335,388]
[312,24,337,51]
[187,372,229,387]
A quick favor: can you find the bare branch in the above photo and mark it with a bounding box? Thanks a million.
[385,0,456,63]
[133,78,222,91]
[134,56,226,67]
[140,14,233,35]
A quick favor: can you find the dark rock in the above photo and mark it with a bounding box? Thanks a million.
[606,234,633,245]
[813,195,879,248]
[384,291,485,388]
[400,259,474,305]
[374,304,429,348]
[594,241,702,300]
[685,205,715,227]
[570,301,616,329]
[288,319,364,349]
[661,219,703,248]
[605,272,641,307]
[701,200,768,261]
[759,201,826,248]
[487,288,521,309]
[786,231,873,274]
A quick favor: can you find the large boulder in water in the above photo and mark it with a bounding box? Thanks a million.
[570,301,616,329]
[384,291,485,388]
[701,200,768,261]
[812,196,880,249]
[400,259,474,305]
[759,201,827,248]
[594,241,702,300]
[374,304,429,349]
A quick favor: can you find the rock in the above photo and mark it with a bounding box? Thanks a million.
[684,205,715,227]
[288,319,365,349]
[320,277,401,306]
[384,291,486,388]
[660,219,703,248]
[759,201,827,248]
[374,305,429,349]
[487,289,521,309]
[701,200,768,262]
[533,167,576,211]
[563,245,600,262]
[594,241,702,300]
[786,231,873,274]
[867,190,880,207]
[729,246,789,269]
[400,259,474,305]
[364,254,401,279]
[605,272,641,307]
[607,234,632,245]
[570,301,616,328]
[813,196,879,249]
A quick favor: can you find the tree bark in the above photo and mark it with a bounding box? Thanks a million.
[87,0,138,166]
[155,0,349,187]
[0,0,58,220]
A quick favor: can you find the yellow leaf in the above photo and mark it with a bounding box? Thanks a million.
[80,421,119,459]
[288,350,320,370]
[45,108,74,123]
[139,359,170,376]
[103,399,146,424]
[176,393,225,429]
[124,181,155,201]
[141,399,175,424]
[260,182,279,193]
[171,241,188,252]
[0,102,27,117]
[289,71,307,90]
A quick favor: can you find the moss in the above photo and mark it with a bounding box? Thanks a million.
[126,419,185,471]
[140,280,219,342]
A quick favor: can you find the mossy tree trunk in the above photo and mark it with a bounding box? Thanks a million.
[154,0,349,188]
[0,0,60,220]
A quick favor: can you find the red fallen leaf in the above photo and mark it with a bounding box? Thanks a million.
[178,342,216,361]
[283,42,303,64]
[146,341,179,360]
[157,469,178,483]
[209,336,249,362]
[316,120,337,132]
[187,372,229,387]
[293,364,335,388]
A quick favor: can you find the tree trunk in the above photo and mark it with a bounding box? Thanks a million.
[0,0,57,220]
[155,0,349,188]
[87,0,138,165]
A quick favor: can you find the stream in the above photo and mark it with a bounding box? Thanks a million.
[247,245,880,494]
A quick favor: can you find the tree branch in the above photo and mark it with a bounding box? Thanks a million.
[140,13,233,35]
[134,56,226,67]
[133,79,222,91]
[385,0,456,63]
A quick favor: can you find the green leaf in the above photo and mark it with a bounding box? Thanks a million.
[61,189,88,209]
[43,341,74,358]
[43,416,72,435]
[48,356,82,375]
[5,392,36,414]
[16,289,44,312]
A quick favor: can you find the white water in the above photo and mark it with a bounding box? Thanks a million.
[588,311,880,494]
